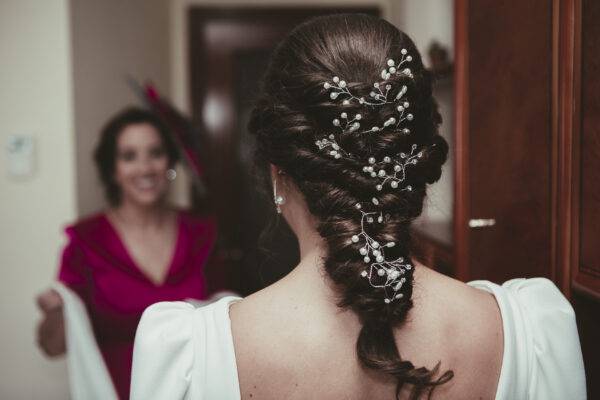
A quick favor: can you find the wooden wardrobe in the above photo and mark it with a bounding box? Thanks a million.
[450,0,599,396]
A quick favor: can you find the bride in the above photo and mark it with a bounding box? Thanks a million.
[130,14,586,399]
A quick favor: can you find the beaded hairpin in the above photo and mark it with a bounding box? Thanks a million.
[316,49,419,303]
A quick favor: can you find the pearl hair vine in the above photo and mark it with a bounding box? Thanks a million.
[316,49,420,303]
[352,201,412,304]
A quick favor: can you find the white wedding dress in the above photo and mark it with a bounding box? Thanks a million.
[130,278,586,400]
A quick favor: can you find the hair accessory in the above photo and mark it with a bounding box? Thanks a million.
[273,179,285,214]
[317,50,419,303]
[353,203,412,304]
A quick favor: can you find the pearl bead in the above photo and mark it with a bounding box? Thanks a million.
[384,298,391,304]
[377,269,385,276]
[330,92,339,100]
[373,250,381,257]
[370,172,377,177]
[391,181,399,188]
[359,248,367,255]
[394,165,402,172]
[385,84,392,90]
[323,82,331,89]
[407,114,414,121]
[364,256,370,263]
[397,106,404,112]
[367,217,374,223]
[333,76,340,83]
[342,100,350,105]
[372,241,380,248]
[355,114,362,120]
[384,156,391,163]
[376,255,384,263]
[361,271,368,277]
[341,112,347,119]
[376,185,382,191]
[387,242,395,247]
[373,82,379,88]
[401,49,407,55]
[351,235,359,243]
[387,59,395,66]
[368,157,376,164]
[378,170,386,177]
[395,293,404,299]
[372,198,379,205]
[404,101,410,108]
[355,203,361,209]
[389,67,396,74]
[339,80,346,88]
[406,55,413,62]
[333,119,340,126]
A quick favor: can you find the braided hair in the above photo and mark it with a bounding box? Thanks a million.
[248,14,453,399]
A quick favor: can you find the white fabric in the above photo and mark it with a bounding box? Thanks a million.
[52,282,118,400]
[467,278,586,400]
[130,278,586,400]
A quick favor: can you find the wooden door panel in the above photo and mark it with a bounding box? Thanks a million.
[577,0,600,294]
[465,0,553,282]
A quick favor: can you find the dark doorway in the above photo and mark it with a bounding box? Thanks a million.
[189,7,380,295]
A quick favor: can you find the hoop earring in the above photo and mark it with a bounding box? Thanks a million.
[273,179,285,214]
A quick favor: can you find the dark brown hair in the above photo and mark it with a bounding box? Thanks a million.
[93,107,179,206]
[248,14,452,399]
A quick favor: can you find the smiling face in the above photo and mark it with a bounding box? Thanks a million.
[113,123,171,207]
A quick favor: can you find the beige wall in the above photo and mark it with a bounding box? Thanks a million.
[71,0,171,216]
[0,0,76,398]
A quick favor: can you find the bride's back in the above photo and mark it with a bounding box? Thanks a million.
[230,265,503,400]
[241,13,464,399]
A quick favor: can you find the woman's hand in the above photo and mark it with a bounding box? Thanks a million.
[36,289,66,357]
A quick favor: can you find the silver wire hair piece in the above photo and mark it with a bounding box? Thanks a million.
[316,50,419,303]
[352,201,412,304]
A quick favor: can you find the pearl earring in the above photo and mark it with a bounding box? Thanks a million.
[166,168,177,181]
[273,179,285,214]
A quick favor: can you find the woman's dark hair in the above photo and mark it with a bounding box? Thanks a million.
[248,14,452,399]
[94,107,180,205]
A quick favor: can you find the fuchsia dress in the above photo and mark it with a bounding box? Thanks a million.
[57,211,217,400]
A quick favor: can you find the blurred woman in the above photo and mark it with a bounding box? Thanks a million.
[36,107,216,399]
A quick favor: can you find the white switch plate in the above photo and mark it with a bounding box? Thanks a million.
[6,134,35,178]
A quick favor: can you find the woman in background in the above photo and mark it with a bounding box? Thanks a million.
[131,14,585,400]
[36,107,216,399]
